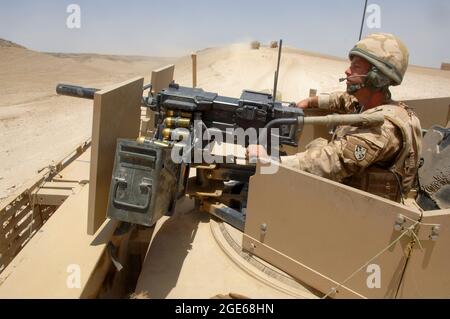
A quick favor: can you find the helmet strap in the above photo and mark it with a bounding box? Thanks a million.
[381,86,392,101]
[346,83,365,94]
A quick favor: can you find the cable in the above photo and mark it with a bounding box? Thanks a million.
[394,247,411,298]
[322,221,419,299]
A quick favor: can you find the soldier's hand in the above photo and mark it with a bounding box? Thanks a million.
[296,98,310,109]
[246,145,269,163]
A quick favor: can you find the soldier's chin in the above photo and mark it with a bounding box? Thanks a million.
[346,85,355,95]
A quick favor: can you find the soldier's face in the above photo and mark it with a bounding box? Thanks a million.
[345,56,371,86]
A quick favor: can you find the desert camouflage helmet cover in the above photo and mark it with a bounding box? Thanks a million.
[349,33,409,86]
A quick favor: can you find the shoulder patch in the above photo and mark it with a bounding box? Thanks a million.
[354,144,367,161]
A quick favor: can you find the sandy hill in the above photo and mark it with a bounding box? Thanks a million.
[0,39,26,49]
[173,43,450,101]
[0,39,176,200]
[0,40,174,107]
[1,39,450,201]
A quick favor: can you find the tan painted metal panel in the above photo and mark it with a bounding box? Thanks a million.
[404,97,450,129]
[145,64,175,127]
[54,148,91,183]
[191,54,197,88]
[135,210,314,299]
[88,78,143,235]
[33,188,73,205]
[398,209,450,298]
[243,161,421,298]
[0,185,118,298]
[150,64,175,96]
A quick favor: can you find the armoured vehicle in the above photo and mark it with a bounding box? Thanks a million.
[1,47,450,300]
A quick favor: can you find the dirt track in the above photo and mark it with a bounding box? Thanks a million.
[1,40,450,201]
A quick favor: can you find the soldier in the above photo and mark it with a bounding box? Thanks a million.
[248,33,422,202]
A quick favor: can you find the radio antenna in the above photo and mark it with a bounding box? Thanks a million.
[272,39,283,104]
[358,0,368,40]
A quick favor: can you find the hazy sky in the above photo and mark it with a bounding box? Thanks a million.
[0,0,449,68]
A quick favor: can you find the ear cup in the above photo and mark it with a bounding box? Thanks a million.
[365,67,391,89]
[346,67,391,94]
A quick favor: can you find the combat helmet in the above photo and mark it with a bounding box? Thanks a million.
[349,33,409,87]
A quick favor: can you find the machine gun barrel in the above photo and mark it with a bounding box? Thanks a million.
[56,84,99,99]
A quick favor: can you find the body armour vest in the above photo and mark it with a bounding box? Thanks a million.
[344,103,422,202]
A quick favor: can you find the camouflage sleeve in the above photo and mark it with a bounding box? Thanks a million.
[317,91,360,114]
[280,120,402,182]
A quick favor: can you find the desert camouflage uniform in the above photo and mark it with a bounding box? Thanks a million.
[280,92,422,198]
[280,33,423,199]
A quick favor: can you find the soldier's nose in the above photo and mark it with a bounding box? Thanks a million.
[345,68,351,77]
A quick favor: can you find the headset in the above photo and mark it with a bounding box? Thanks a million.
[340,66,392,94]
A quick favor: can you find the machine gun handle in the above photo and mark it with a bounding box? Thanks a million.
[300,112,385,127]
[112,178,152,212]
[56,84,99,99]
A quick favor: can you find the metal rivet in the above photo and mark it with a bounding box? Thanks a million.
[395,214,406,224]
[430,225,440,241]
[432,225,440,234]
[430,234,439,241]
[394,214,406,231]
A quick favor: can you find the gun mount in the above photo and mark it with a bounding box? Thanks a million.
[56,82,383,231]
[56,82,305,230]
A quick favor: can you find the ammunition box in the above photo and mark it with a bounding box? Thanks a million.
[107,138,178,226]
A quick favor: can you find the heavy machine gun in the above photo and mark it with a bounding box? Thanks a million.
[56,82,383,231]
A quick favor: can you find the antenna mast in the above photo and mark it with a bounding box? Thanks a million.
[359,0,368,40]
[272,39,283,104]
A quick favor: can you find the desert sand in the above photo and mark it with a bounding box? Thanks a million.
[0,39,175,201]
[1,39,450,201]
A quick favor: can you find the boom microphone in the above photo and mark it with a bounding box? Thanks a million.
[339,75,368,82]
